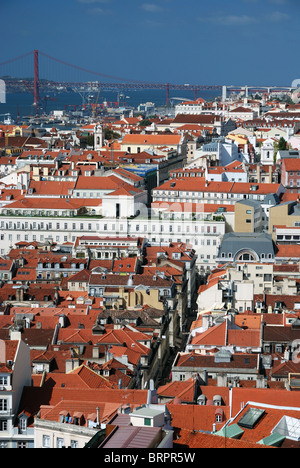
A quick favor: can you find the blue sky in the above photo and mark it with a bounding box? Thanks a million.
[1,0,299,86]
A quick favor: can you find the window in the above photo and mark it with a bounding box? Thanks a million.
[19,417,27,433]
[17,441,28,448]
[56,438,64,448]
[0,399,8,412]
[144,418,151,426]
[70,440,78,449]
[238,408,265,429]
[0,420,8,431]
[0,376,8,386]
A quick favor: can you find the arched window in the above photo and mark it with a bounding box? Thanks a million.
[236,251,256,262]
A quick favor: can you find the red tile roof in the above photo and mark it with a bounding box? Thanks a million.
[122,133,182,145]
[174,429,268,449]
[154,179,281,195]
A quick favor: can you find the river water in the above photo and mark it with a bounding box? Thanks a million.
[0,89,221,123]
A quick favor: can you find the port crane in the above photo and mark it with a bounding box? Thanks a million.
[20,80,56,114]
[92,86,101,118]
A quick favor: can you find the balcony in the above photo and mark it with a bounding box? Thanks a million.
[0,408,13,416]
[0,385,12,392]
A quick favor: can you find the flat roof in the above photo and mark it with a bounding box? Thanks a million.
[131,407,163,418]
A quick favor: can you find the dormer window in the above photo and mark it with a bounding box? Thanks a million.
[19,414,28,433]
[59,411,70,424]
[215,408,224,423]
[73,413,84,426]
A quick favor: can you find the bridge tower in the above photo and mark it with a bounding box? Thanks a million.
[33,50,40,111]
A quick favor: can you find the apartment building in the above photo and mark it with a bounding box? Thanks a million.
[234,199,264,233]
[0,331,32,448]
[205,161,248,183]
[269,200,300,236]
[217,232,276,264]
[280,158,300,190]
[246,163,280,184]
[197,273,254,313]
[120,133,186,155]
[0,204,223,274]
[171,351,263,388]
[152,178,284,206]
[170,114,236,136]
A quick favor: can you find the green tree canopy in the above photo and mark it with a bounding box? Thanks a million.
[278,137,287,151]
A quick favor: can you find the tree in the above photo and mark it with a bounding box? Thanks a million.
[139,119,152,127]
[104,128,121,140]
[278,137,287,151]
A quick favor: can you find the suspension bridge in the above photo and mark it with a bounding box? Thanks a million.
[0,50,221,110]
[0,50,296,115]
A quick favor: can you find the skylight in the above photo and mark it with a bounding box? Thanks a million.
[272,416,300,441]
[238,408,265,429]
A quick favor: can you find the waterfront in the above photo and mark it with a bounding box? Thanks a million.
[0,88,221,123]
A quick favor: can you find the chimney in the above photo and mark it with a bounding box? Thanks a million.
[92,346,100,359]
[96,407,100,426]
[16,287,24,302]
[0,340,5,364]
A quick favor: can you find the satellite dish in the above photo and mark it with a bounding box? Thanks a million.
[291,87,300,104]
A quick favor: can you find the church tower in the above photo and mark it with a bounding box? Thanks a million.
[94,123,103,151]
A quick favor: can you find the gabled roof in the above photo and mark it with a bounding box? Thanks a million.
[66,364,113,389]
[229,107,253,113]
[67,269,91,283]
[39,399,120,424]
[190,321,227,347]
[174,429,268,449]
[228,402,300,447]
[27,180,75,197]
[4,197,79,211]
[172,114,219,124]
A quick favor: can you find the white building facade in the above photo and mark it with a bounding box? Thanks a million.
[0,210,225,273]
